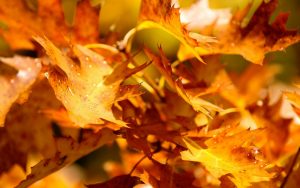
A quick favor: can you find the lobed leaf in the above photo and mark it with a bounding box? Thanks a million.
[35,37,148,127]
[136,0,216,62]
[181,129,274,187]
[197,0,300,64]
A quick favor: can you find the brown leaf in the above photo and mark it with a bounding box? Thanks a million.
[144,46,222,117]
[146,159,198,188]
[196,0,300,64]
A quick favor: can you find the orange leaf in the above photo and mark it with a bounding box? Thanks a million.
[35,37,148,127]
[0,56,41,126]
[199,0,300,64]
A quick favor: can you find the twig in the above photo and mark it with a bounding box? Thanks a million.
[280,147,300,188]
[128,154,148,175]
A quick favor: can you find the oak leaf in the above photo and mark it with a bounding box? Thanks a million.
[144,46,222,117]
[199,0,300,64]
[136,0,215,62]
[181,129,273,187]
[0,0,99,50]
[35,37,148,127]
[143,159,198,188]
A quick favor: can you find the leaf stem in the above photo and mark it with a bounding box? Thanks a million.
[280,147,300,188]
[129,154,147,175]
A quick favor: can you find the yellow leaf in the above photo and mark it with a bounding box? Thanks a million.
[134,0,215,62]
[35,37,147,127]
[181,129,273,187]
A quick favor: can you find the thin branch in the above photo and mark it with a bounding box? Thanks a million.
[280,147,300,188]
[128,154,148,175]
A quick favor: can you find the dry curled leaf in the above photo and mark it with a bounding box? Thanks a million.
[198,0,300,64]
[144,46,222,117]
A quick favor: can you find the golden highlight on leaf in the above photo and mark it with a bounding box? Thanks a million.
[181,129,274,187]
[35,37,148,127]
[137,0,216,62]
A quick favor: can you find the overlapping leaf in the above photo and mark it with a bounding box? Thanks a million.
[0,0,300,187]
[35,37,148,127]
[0,0,99,50]
[144,46,222,117]
[136,0,215,62]
[197,0,300,64]
[181,129,273,187]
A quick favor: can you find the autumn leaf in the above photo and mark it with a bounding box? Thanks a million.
[196,0,300,64]
[35,36,148,127]
[134,0,215,62]
[1,0,300,187]
[0,0,100,50]
[144,46,222,117]
[17,128,116,188]
[0,56,41,126]
[3,79,62,157]
[145,159,198,188]
[181,129,274,187]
